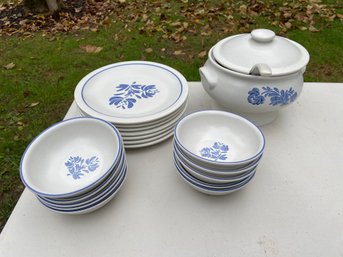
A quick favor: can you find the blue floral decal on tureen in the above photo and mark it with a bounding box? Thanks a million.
[200,142,229,161]
[247,87,297,106]
[109,82,159,109]
[65,156,100,180]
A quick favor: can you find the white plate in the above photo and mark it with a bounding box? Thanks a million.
[77,101,187,130]
[74,61,188,125]
[124,131,174,149]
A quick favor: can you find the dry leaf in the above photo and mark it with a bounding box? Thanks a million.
[3,62,15,70]
[29,102,40,108]
[285,22,292,29]
[197,50,207,58]
[309,25,319,32]
[173,50,184,56]
[80,45,103,53]
[145,48,153,53]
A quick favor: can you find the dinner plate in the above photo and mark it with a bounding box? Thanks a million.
[125,131,174,149]
[74,61,188,125]
[78,101,187,130]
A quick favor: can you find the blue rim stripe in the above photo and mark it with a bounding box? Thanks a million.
[81,62,184,117]
[20,117,123,198]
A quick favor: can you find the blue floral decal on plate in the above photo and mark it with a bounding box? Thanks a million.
[109,81,159,109]
[247,86,297,106]
[65,156,100,180]
[200,142,229,161]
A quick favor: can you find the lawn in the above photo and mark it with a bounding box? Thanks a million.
[0,0,342,231]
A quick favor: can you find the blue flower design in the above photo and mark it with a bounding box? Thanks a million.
[247,88,265,105]
[200,142,229,161]
[109,81,159,109]
[247,86,298,106]
[65,156,100,180]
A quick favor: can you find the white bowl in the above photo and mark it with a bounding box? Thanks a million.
[173,145,257,184]
[173,155,256,196]
[173,152,255,189]
[39,152,126,205]
[38,167,127,214]
[174,110,265,169]
[20,117,123,198]
[173,140,261,176]
[38,162,127,210]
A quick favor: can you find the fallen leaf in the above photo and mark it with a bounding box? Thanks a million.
[29,102,40,108]
[309,25,319,32]
[3,62,15,70]
[145,47,153,53]
[197,50,207,58]
[173,50,184,56]
[80,45,103,53]
[285,22,292,29]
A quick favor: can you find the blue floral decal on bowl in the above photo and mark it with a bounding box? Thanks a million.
[200,142,229,161]
[65,156,100,180]
[109,81,159,109]
[247,86,297,106]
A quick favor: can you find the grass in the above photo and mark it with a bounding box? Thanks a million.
[0,0,342,231]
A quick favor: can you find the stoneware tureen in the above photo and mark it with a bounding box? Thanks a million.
[199,29,310,125]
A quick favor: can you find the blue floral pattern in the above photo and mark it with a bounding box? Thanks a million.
[65,156,100,180]
[200,142,229,161]
[247,86,297,106]
[109,81,159,109]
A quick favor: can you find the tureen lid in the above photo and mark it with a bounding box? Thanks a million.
[212,29,310,76]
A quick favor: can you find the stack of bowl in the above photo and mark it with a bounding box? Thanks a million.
[20,117,127,214]
[172,110,265,195]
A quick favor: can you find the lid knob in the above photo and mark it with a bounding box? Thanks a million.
[251,29,275,43]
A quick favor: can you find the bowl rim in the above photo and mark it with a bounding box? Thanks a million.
[20,117,123,198]
[174,110,265,166]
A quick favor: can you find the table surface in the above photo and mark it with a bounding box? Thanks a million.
[1,82,343,257]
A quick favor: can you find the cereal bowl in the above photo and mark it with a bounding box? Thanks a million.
[174,110,265,169]
[20,117,123,198]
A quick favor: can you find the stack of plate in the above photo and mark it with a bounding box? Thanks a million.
[74,61,189,148]
[20,117,127,214]
[172,110,265,195]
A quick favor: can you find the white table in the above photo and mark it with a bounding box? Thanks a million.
[1,82,343,257]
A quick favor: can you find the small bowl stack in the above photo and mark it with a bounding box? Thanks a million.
[20,117,127,214]
[173,110,265,195]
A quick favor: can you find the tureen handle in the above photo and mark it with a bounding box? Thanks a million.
[249,63,272,76]
[199,67,218,90]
